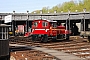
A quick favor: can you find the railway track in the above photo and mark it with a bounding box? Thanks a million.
[10,46,57,60]
[9,36,90,60]
[9,37,59,60]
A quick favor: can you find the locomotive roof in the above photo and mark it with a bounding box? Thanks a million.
[49,21,57,22]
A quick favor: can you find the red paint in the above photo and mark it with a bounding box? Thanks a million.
[31,19,70,36]
[25,19,71,37]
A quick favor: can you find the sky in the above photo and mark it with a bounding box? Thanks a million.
[0,0,80,13]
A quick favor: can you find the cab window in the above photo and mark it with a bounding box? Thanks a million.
[52,23,57,28]
[34,22,38,27]
[42,21,48,27]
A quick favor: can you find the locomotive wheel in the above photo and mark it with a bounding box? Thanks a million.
[42,35,48,43]
[52,37,56,42]
[65,34,70,40]
[32,35,37,42]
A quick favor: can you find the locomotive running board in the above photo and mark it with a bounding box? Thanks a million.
[56,38,66,40]
[48,37,53,38]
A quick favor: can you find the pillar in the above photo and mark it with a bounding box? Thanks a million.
[0,24,10,60]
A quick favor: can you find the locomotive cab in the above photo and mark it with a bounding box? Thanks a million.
[49,21,65,40]
[50,21,57,28]
[49,20,70,40]
[31,20,49,42]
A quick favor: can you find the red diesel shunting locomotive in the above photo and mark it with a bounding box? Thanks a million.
[31,19,70,42]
